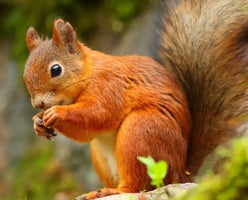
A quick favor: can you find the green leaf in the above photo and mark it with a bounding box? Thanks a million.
[137,156,168,188]
[149,160,168,187]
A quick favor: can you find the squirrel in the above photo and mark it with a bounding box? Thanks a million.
[23,0,248,199]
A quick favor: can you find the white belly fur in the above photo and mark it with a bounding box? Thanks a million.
[90,131,118,186]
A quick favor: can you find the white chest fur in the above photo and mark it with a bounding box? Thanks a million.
[90,131,118,187]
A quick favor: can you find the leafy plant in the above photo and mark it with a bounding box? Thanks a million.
[137,155,168,188]
[176,137,248,200]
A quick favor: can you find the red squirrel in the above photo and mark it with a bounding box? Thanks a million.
[23,0,248,199]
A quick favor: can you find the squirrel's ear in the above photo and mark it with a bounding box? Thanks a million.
[52,19,80,54]
[26,27,41,51]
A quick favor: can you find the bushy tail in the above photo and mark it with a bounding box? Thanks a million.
[156,0,248,175]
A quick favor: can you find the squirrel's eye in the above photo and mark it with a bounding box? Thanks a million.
[50,64,62,78]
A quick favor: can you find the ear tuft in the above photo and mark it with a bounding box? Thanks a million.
[52,18,79,54]
[52,19,65,43]
[26,27,41,51]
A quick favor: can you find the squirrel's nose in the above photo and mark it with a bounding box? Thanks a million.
[34,101,45,109]
[31,97,45,109]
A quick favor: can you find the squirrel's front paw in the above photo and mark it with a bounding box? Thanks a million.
[42,105,65,129]
[33,113,56,140]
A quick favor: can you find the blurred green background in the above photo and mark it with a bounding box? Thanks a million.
[0,0,157,199]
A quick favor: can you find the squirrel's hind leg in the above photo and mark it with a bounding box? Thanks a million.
[115,108,189,192]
